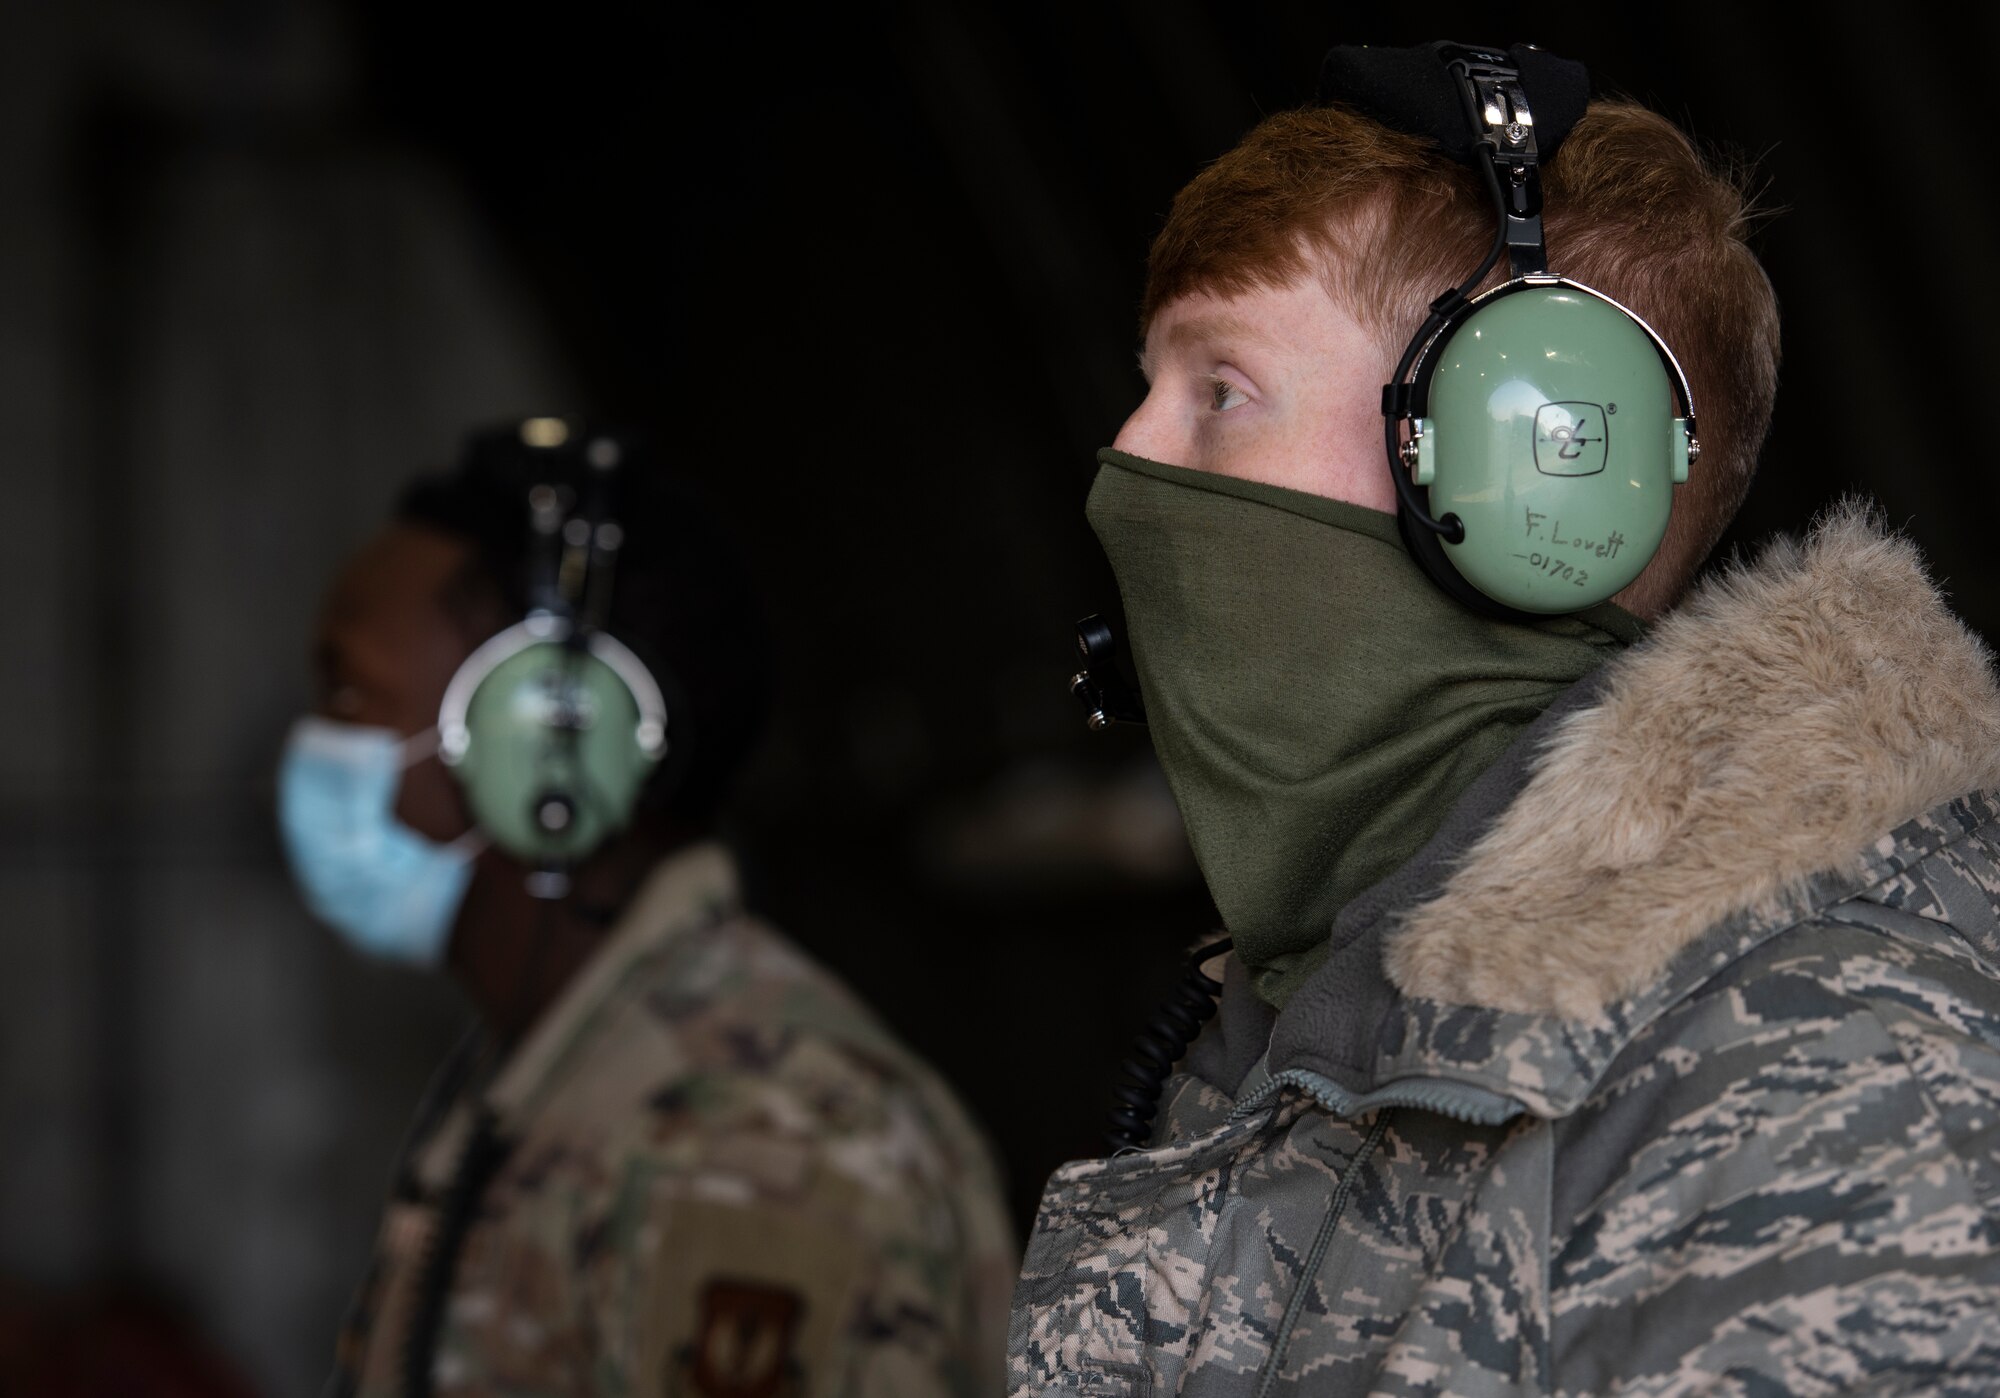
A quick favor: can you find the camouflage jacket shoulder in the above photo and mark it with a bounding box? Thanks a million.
[1013,511,2000,1396]
[338,843,1017,1398]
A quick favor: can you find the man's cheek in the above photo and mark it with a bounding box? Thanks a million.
[393,758,475,843]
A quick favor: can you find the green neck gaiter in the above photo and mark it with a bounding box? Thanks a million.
[1087,449,1643,1010]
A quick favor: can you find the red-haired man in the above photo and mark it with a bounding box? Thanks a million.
[1013,42,2000,1396]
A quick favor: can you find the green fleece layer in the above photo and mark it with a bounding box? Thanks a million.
[1086,448,1641,1009]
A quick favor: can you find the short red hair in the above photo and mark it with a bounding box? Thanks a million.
[1143,100,1780,613]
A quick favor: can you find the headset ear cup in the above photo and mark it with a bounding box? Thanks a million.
[1396,280,1685,615]
[439,625,667,865]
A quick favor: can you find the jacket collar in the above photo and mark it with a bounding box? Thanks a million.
[483,840,741,1128]
[1265,506,2000,1119]
[404,842,743,1188]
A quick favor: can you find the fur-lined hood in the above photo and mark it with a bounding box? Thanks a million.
[1026,507,2000,1398]
[1258,506,2000,1122]
[1388,505,2000,1017]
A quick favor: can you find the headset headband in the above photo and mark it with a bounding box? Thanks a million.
[1446,47,1548,276]
[1318,41,1590,167]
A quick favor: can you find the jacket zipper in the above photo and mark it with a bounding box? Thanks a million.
[1231,1066,1525,1127]
[1252,1109,1396,1398]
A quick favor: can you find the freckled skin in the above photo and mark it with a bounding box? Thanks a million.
[310,522,690,1042]
[1113,280,1398,513]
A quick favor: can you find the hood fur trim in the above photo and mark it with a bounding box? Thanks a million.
[1385,505,2000,1018]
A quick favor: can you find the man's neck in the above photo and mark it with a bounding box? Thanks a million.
[446,821,703,1045]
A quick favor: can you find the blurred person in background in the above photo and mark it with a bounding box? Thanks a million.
[1019,41,2000,1394]
[280,419,1014,1397]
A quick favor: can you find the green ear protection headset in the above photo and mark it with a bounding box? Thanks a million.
[1366,43,1700,617]
[434,419,668,881]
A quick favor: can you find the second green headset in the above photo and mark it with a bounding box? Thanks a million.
[435,419,669,871]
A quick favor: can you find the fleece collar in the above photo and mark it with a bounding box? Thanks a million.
[1262,506,2000,1120]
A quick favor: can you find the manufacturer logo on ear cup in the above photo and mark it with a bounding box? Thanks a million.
[1532,401,1608,476]
[524,671,598,732]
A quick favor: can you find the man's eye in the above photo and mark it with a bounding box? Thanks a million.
[1209,377,1248,412]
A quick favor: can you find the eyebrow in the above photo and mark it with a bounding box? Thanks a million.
[1138,312,1277,382]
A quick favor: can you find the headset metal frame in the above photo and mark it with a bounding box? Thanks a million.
[436,612,669,770]
[1400,273,1700,456]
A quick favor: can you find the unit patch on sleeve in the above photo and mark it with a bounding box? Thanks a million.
[672,1279,805,1398]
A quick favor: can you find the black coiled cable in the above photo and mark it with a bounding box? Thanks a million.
[1105,938,1232,1153]
[401,1109,511,1398]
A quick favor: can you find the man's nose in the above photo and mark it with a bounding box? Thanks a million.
[1111,388,1175,461]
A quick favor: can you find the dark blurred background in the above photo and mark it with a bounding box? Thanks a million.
[0,1,1988,1392]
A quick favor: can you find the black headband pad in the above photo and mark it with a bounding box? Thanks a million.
[1316,42,1590,166]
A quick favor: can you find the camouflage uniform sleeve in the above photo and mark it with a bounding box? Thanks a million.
[1547,920,2000,1395]
[573,1059,1015,1398]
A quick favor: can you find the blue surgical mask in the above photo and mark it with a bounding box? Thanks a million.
[278,716,483,966]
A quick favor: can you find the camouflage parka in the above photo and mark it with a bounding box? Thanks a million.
[1011,511,2000,1395]
[333,842,1017,1398]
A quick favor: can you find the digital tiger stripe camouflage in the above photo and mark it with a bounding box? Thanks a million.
[1011,516,2000,1395]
